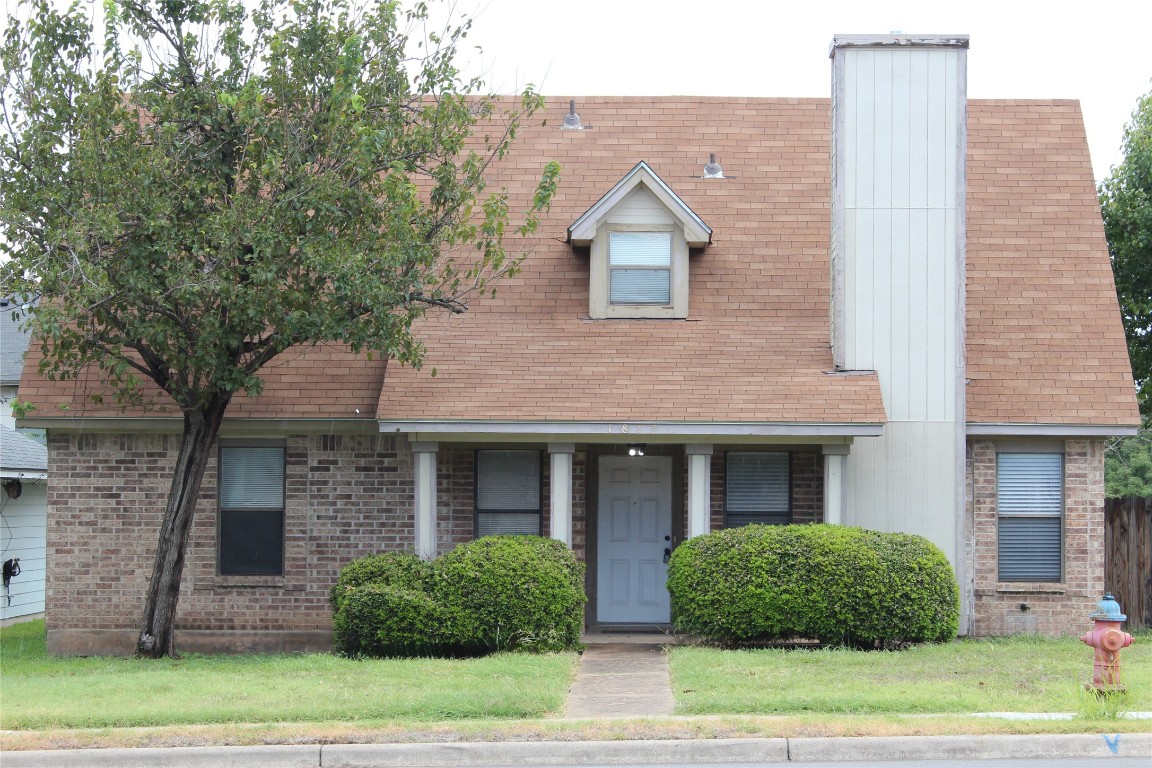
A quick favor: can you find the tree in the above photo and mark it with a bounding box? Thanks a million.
[0,0,558,658]
[1100,85,1152,419]
[1105,430,1152,497]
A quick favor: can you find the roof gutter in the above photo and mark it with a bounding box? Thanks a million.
[378,420,884,438]
[966,423,1139,438]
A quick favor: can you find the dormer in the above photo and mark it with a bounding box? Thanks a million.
[568,162,711,319]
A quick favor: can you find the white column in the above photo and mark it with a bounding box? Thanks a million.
[549,443,575,548]
[411,441,438,560]
[686,444,713,538]
[822,444,850,525]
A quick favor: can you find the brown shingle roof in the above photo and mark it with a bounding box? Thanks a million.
[17,97,1138,430]
[965,100,1138,426]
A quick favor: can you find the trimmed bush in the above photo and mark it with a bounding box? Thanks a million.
[333,584,451,658]
[329,551,432,613]
[667,524,958,647]
[435,536,586,652]
[331,537,585,657]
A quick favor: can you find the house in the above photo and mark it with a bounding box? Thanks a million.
[18,36,1139,655]
[1,298,48,623]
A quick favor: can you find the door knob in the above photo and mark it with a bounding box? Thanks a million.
[663,548,671,564]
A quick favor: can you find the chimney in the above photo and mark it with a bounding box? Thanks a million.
[828,35,971,631]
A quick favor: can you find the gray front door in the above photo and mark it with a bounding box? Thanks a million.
[596,455,673,624]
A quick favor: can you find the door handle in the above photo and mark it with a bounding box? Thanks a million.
[663,548,671,564]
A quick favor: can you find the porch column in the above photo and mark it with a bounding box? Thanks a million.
[548,443,575,548]
[686,444,713,538]
[412,441,438,560]
[822,444,850,525]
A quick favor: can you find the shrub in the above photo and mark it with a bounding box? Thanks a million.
[434,536,586,652]
[333,583,451,658]
[329,551,432,613]
[667,524,958,647]
[331,537,586,657]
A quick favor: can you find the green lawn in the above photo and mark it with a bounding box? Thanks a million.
[4,619,1149,736]
[669,631,1152,716]
[0,621,578,730]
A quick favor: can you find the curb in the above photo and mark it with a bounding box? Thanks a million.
[3,733,1151,767]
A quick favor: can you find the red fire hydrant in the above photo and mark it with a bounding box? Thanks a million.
[1080,593,1133,693]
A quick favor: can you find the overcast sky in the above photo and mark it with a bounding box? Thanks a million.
[447,0,1151,181]
[17,0,1152,179]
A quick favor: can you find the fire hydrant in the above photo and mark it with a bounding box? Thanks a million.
[1080,593,1133,693]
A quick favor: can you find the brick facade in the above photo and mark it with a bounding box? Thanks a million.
[45,431,1107,653]
[969,438,1106,636]
[44,434,593,654]
[46,432,420,654]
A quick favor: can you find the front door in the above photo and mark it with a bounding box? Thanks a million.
[596,455,673,624]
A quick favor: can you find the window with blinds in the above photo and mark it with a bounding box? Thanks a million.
[609,231,672,305]
[475,450,542,537]
[218,444,285,575]
[725,452,791,527]
[997,452,1063,582]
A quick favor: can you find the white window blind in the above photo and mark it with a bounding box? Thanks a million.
[476,450,541,536]
[477,450,540,510]
[997,452,1063,582]
[609,232,672,266]
[726,452,790,527]
[220,446,285,509]
[610,232,671,305]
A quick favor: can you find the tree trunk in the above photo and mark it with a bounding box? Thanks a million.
[136,398,230,658]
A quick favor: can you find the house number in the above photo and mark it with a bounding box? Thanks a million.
[615,424,657,433]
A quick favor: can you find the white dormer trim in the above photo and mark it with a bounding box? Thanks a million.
[568,161,711,247]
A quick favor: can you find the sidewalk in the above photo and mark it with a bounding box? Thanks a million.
[4,733,1152,767]
[564,643,674,718]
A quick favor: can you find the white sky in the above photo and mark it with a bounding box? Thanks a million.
[449,0,1152,181]
[18,0,1152,180]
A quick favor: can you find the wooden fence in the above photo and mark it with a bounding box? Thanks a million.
[1104,497,1152,627]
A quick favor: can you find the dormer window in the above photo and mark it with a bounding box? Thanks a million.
[569,162,711,320]
[610,231,672,305]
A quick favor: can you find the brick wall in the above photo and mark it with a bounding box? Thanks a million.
[45,434,598,654]
[46,432,422,653]
[969,438,1106,636]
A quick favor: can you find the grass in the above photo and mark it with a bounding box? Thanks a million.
[669,631,1152,716]
[0,620,578,730]
[3,619,1150,751]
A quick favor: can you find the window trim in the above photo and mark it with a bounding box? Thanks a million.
[589,223,688,319]
[217,439,286,576]
[474,449,544,537]
[996,449,1064,584]
[724,450,793,527]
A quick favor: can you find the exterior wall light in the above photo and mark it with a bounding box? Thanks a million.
[627,444,646,457]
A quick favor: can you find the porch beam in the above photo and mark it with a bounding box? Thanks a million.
[686,444,713,538]
[411,441,438,560]
[548,443,575,548]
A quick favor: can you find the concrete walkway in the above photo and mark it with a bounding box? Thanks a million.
[564,642,675,718]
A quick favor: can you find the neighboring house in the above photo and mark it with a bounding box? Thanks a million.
[1,297,48,622]
[18,36,1139,655]
[0,428,48,621]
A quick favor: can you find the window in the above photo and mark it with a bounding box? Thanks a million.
[725,452,791,527]
[997,452,1063,582]
[609,231,672,305]
[218,443,285,575]
[475,450,542,536]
